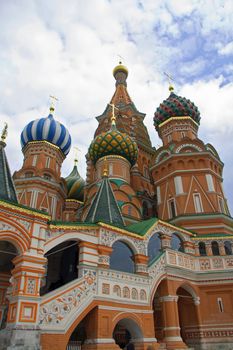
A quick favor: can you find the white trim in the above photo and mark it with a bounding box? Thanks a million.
[164,336,183,341]
[98,305,153,313]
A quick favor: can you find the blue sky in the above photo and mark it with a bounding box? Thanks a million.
[0,0,233,211]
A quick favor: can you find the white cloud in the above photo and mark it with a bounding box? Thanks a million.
[218,41,233,55]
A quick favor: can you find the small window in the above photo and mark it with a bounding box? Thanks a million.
[199,242,207,256]
[157,186,161,205]
[167,134,172,143]
[193,193,203,213]
[109,163,113,176]
[181,131,186,138]
[44,173,51,181]
[143,202,149,218]
[174,176,183,195]
[143,166,149,178]
[45,157,51,168]
[128,206,132,216]
[218,197,225,214]
[211,241,220,256]
[168,198,176,219]
[224,241,232,255]
[217,297,224,313]
[206,174,215,192]
[32,155,38,167]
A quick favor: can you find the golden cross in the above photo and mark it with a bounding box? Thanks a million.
[49,95,59,111]
[164,72,175,92]
[1,123,8,142]
[117,55,124,65]
[74,146,81,165]
[109,103,119,125]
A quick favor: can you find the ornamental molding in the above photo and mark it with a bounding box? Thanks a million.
[39,269,97,327]
[99,229,145,254]
[175,143,203,153]
[159,295,179,302]
[155,150,171,164]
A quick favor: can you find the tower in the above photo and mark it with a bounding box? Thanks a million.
[86,62,156,220]
[13,105,71,219]
[151,85,231,235]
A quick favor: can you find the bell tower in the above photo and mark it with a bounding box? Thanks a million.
[151,85,230,235]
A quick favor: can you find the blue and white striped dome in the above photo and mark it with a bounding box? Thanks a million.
[20,109,71,156]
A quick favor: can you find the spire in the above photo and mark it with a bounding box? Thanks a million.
[84,176,125,226]
[164,72,175,93]
[110,62,133,107]
[0,124,18,203]
[49,95,58,114]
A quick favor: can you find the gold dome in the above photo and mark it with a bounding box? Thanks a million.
[113,61,128,78]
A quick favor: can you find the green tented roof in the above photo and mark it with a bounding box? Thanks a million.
[84,175,125,226]
[0,141,18,203]
[127,217,158,236]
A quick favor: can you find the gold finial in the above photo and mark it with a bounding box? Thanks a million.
[1,123,8,142]
[109,103,119,126]
[103,157,108,177]
[74,146,80,165]
[164,72,174,92]
[49,95,59,113]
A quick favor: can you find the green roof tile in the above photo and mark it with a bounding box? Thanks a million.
[127,217,158,236]
[84,175,125,226]
[0,141,18,203]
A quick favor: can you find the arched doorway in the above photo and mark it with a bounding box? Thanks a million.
[0,240,18,329]
[41,240,79,295]
[177,286,199,347]
[113,318,143,349]
[67,320,87,349]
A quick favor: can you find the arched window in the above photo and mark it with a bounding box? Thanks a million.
[224,241,232,255]
[148,233,161,263]
[171,233,184,252]
[198,242,207,256]
[110,241,134,273]
[211,241,220,256]
[142,202,149,219]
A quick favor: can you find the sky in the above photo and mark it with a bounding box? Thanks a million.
[0,0,233,212]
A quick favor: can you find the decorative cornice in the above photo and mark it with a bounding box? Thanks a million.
[158,116,199,128]
[0,200,50,219]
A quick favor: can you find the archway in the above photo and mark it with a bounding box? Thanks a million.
[67,319,87,349]
[113,318,143,349]
[148,233,161,264]
[41,240,79,295]
[110,241,135,273]
[171,233,184,252]
[0,240,18,329]
[177,286,199,347]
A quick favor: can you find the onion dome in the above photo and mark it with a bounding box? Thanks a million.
[154,91,201,129]
[113,61,128,86]
[88,122,138,166]
[65,161,85,201]
[20,106,71,156]
[113,61,128,78]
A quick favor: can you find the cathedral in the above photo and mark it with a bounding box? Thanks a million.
[0,63,233,350]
